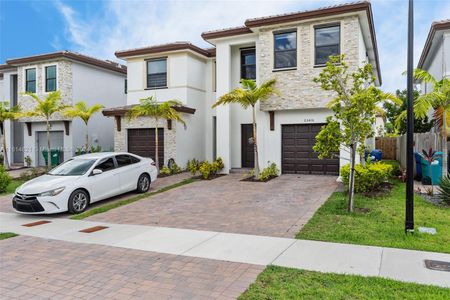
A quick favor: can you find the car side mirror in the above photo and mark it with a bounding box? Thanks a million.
[92,169,103,176]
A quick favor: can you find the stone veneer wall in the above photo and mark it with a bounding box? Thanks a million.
[114,116,176,165]
[17,60,73,121]
[259,15,361,111]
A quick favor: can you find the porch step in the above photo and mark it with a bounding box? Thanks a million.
[230,168,253,174]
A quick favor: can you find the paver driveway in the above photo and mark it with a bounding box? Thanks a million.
[0,235,263,300]
[88,174,338,237]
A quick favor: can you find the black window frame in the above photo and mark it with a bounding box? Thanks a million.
[25,68,36,93]
[240,48,256,80]
[273,30,297,70]
[146,57,167,89]
[45,65,57,92]
[115,154,133,168]
[93,157,116,173]
[314,24,341,66]
[124,79,127,94]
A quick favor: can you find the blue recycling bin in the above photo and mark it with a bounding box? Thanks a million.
[371,149,382,161]
[431,161,442,185]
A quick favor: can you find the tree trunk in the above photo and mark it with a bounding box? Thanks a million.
[252,106,260,178]
[1,122,10,170]
[85,122,89,153]
[155,121,159,171]
[442,110,448,177]
[46,118,51,169]
[348,143,356,213]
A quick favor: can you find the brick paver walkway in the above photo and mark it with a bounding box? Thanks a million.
[0,172,192,215]
[88,174,338,237]
[0,235,264,300]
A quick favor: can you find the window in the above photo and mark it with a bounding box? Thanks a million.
[124,79,127,94]
[45,65,57,92]
[115,155,132,167]
[241,48,256,80]
[25,68,36,93]
[130,156,140,164]
[95,158,115,172]
[147,58,167,89]
[315,25,340,65]
[274,31,297,69]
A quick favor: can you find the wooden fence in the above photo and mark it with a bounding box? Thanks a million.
[375,137,396,159]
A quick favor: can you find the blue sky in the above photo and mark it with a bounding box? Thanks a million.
[1,0,449,93]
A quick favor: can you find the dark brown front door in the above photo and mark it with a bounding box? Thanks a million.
[281,124,339,175]
[241,124,254,168]
[127,128,164,168]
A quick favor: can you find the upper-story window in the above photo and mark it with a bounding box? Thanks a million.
[25,68,36,93]
[45,65,57,92]
[124,79,127,94]
[315,25,340,65]
[241,48,256,80]
[273,31,297,69]
[147,58,167,89]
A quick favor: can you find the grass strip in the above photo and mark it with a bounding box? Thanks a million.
[71,178,196,220]
[0,232,18,240]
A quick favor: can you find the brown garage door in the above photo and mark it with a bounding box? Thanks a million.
[127,128,164,167]
[282,124,339,175]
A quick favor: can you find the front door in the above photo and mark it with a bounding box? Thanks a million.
[241,124,254,168]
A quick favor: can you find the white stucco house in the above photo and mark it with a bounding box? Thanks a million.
[0,51,127,167]
[105,1,381,175]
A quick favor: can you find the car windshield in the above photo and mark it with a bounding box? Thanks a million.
[48,159,96,176]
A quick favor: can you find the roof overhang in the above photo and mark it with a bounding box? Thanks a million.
[102,105,196,117]
[115,43,215,60]
[417,20,450,70]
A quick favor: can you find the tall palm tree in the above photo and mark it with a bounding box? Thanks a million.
[23,91,69,169]
[0,102,21,170]
[413,69,450,177]
[64,101,104,151]
[212,79,279,178]
[127,96,185,170]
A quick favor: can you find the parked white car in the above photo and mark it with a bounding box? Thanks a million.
[13,152,158,214]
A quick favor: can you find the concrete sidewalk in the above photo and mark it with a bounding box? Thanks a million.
[1,212,449,288]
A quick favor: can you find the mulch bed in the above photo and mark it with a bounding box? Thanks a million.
[363,181,393,197]
[241,175,277,183]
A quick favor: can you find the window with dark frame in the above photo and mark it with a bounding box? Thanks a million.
[274,31,297,69]
[315,25,340,66]
[240,48,256,80]
[124,79,127,94]
[147,58,167,89]
[25,68,36,93]
[45,65,57,92]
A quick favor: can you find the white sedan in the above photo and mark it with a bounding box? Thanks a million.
[13,152,158,214]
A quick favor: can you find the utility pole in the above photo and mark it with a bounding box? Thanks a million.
[405,0,414,233]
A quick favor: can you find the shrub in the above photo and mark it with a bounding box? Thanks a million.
[197,157,224,180]
[24,156,32,167]
[19,168,46,181]
[0,165,11,193]
[169,162,182,174]
[258,162,279,181]
[160,166,171,176]
[438,175,450,205]
[187,159,200,175]
[340,162,393,193]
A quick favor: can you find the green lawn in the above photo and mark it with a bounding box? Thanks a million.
[2,179,24,195]
[0,232,18,240]
[296,180,450,253]
[240,266,450,300]
[71,178,196,220]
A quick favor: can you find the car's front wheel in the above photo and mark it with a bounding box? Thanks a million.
[68,189,89,214]
[136,174,150,193]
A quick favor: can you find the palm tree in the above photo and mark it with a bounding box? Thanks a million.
[64,101,104,152]
[212,79,279,178]
[23,91,68,169]
[127,96,185,170]
[413,69,450,177]
[0,102,21,170]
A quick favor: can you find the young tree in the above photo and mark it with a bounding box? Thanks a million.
[313,55,398,212]
[127,96,185,170]
[0,102,21,170]
[413,69,450,177]
[23,91,68,169]
[64,101,104,151]
[212,79,279,178]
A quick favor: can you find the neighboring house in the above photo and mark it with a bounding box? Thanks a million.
[0,51,127,167]
[106,1,381,175]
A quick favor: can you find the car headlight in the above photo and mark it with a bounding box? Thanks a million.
[38,187,66,197]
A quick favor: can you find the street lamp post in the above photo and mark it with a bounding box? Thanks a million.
[405,0,414,233]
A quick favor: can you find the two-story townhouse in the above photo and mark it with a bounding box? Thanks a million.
[203,0,381,175]
[103,43,216,168]
[107,1,381,175]
[0,51,127,167]
[417,20,450,94]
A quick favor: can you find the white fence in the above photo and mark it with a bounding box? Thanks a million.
[396,132,440,170]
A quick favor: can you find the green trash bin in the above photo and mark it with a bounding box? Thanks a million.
[42,149,61,166]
